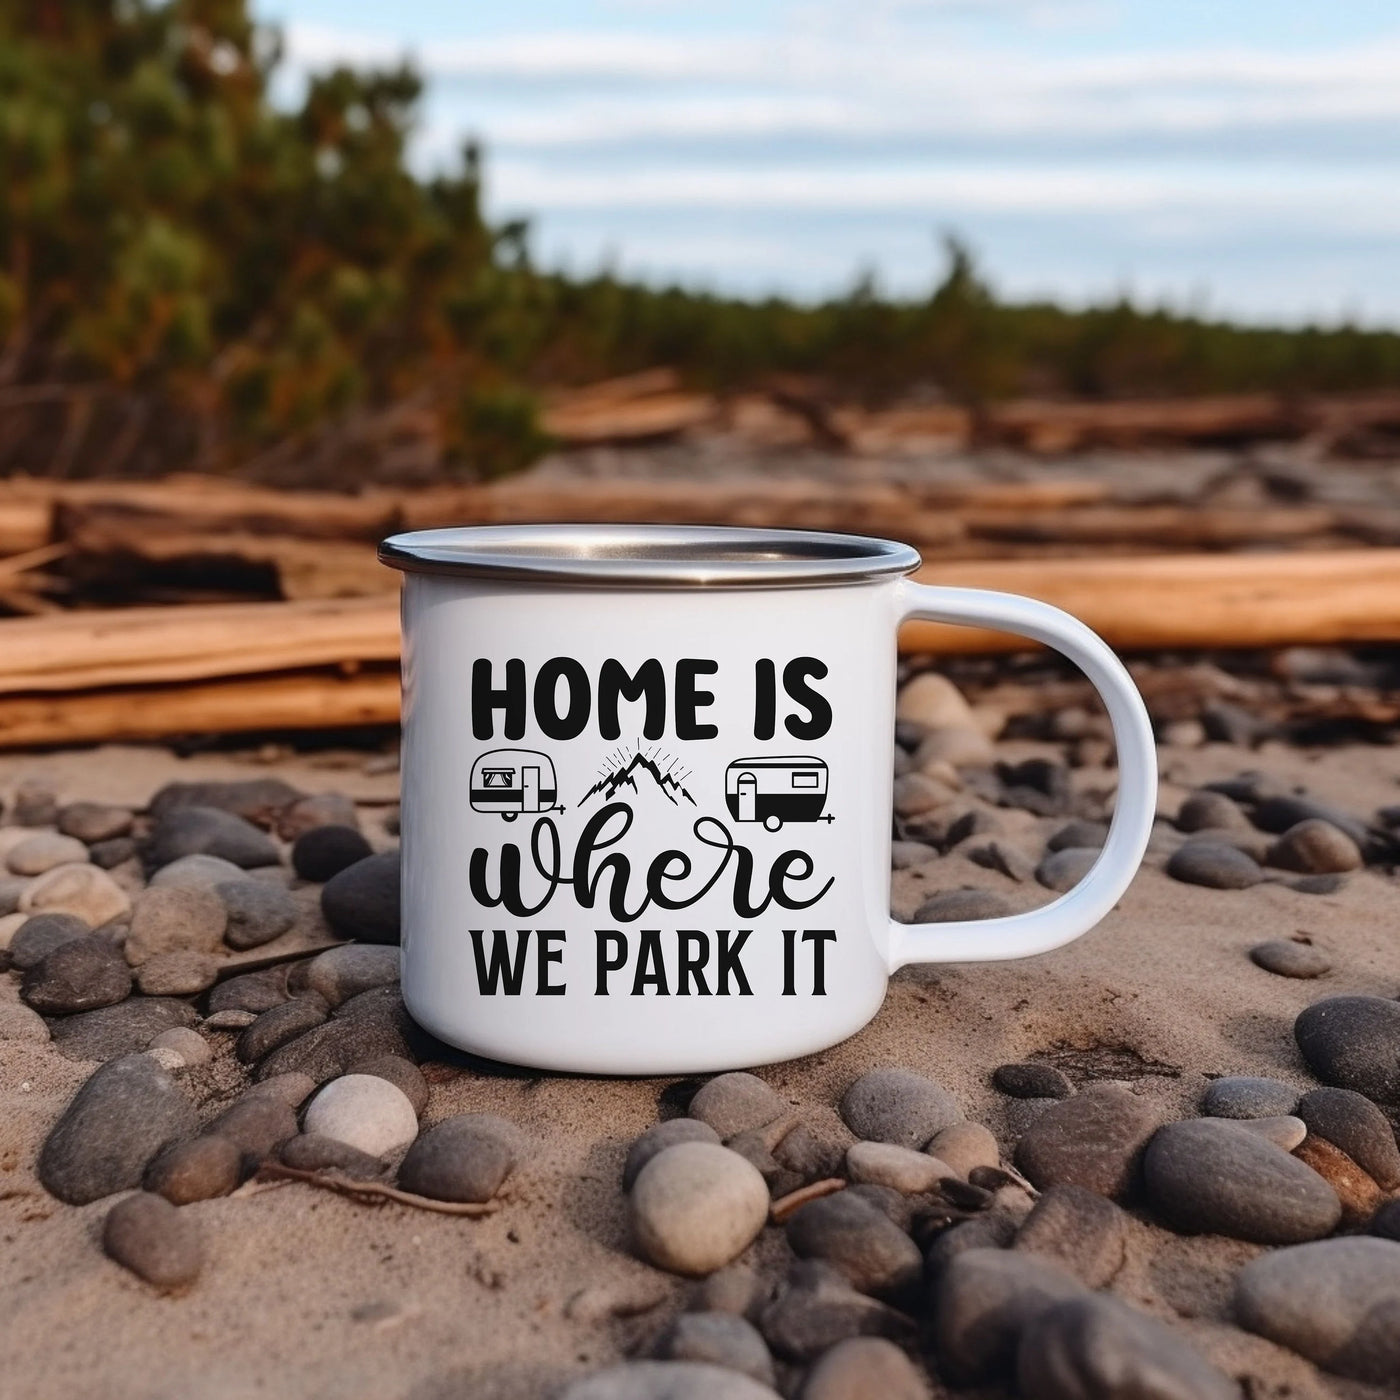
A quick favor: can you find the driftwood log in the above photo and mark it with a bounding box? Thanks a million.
[4,550,1400,746]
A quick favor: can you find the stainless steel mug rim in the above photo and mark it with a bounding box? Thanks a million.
[378,523,923,589]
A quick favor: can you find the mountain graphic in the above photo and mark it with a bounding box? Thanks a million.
[579,751,697,808]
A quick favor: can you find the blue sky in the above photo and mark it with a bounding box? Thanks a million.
[255,1,1400,324]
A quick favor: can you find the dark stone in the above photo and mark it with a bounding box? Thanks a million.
[206,966,290,1014]
[1143,1118,1342,1244]
[1290,873,1350,895]
[144,805,280,871]
[22,936,132,1014]
[1014,1087,1159,1201]
[924,1212,1019,1284]
[47,996,197,1062]
[1176,791,1249,833]
[785,1190,922,1298]
[206,1096,299,1164]
[1200,702,1269,747]
[654,1312,775,1387]
[253,985,416,1083]
[1250,939,1331,978]
[624,1119,722,1192]
[8,913,90,970]
[38,1054,198,1204]
[1046,821,1108,852]
[1295,995,1400,1104]
[397,1113,518,1202]
[58,802,134,844]
[275,792,359,841]
[1267,819,1363,875]
[280,1132,386,1176]
[216,879,298,950]
[89,837,138,869]
[148,777,303,828]
[994,1063,1074,1100]
[1295,1087,1400,1190]
[320,850,400,944]
[1013,1185,1127,1288]
[290,824,373,883]
[944,809,1000,848]
[1019,1294,1238,1400]
[144,1135,243,1203]
[933,1247,1086,1384]
[1235,1236,1400,1385]
[996,758,1072,816]
[348,1054,429,1117]
[689,1072,786,1137]
[1035,848,1098,893]
[1165,841,1263,889]
[840,1068,960,1150]
[102,1191,203,1292]
[910,888,1015,923]
[967,841,1036,883]
[236,996,329,1064]
[773,1122,842,1182]
[758,1261,917,1364]
[1251,794,1369,845]
[1371,1199,1400,1241]
[304,944,401,1008]
[1201,1076,1298,1119]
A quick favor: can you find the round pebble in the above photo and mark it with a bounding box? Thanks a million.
[896,673,976,730]
[1296,1087,1400,1190]
[123,885,227,966]
[656,1312,775,1386]
[397,1113,519,1203]
[216,879,298,950]
[149,777,303,827]
[1370,1199,1400,1241]
[1250,939,1331,978]
[11,780,59,826]
[149,854,245,890]
[236,996,330,1064]
[1046,820,1108,852]
[1014,1184,1127,1288]
[208,967,290,1015]
[303,1074,419,1158]
[242,1072,317,1108]
[1165,841,1263,889]
[136,950,220,996]
[560,1361,781,1400]
[89,836,138,869]
[1235,1237,1400,1385]
[1035,848,1097,893]
[1294,994,1400,1104]
[1176,790,1251,833]
[1231,1115,1308,1152]
[801,1337,931,1400]
[993,1063,1074,1100]
[320,851,401,943]
[1014,1086,1158,1201]
[7,912,90,970]
[144,804,280,870]
[58,802,134,844]
[280,1132,386,1176]
[785,1189,922,1297]
[0,1001,50,1042]
[1201,1076,1298,1119]
[18,862,129,927]
[625,1119,722,1192]
[689,1073,787,1138]
[206,1096,299,1163]
[102,1191,204,1292]
[631,1142,770,1277]
[1143,1117,1341,1244]
[841,1068,960,1151]
[291,824,374,882]
[348,1054,428,1117]
[1266,818,1363,874]
[1018,1294,1238,1400]
[38,1053,198,1204]
[911,889,1014,923]
[148,1026,212,1067]
[304,944,401,1009]
[926,1122,999,1179]
[48,996,196,1062]
[758,1259,915,1364]
[6,832,89,876]
[845,1142,949,1195]
[21,935,132,1014]
[144,1135,243,1204]
[893,773,954,818]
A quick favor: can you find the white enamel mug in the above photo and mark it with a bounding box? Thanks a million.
[379,524,1157,1075]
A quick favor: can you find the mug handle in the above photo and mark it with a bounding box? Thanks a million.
[888,582,1158,970]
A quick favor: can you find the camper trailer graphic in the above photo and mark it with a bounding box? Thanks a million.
[724,756,833,832]
[469,749,563,821]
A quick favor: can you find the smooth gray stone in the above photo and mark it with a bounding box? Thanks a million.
[911,888,1014,923]
[1294,995,1400,1104]
[624,1119,721,1192]
[148,777,302,827]
[22,935,131,1014]
[1165,841,1262,890]
[1143,1118,1341,1244]
[216,879,298,950]
[1250,939,1331,978]
[237,996,329,1064]
[655,1311,775,1386]
[1235,1237,1400,1384]
[689,1073,786,1138]
[89,837,138,869]
[1014,1087,1159,1201]
[1250,795,1369,846]
[8,912,90,970]
[291,824,373,882]
[102,1191,204,1292]
[785,1190,922,1298]
[1201,1076,1299,1120]
[1014,1184,1128,1288]
[206,1096,299,1163]
[1019,1294,1238,1400]
[1295,1087,1400,1190]
[280,1132,386,1177]
[967,841,1036,883]
[944,809,1000,847]
[58,802,134,844]
[559,1361,781,1400]
[1035,848,1097,893]
[994,1062,1074,1100]
[1176,790,1250,833]
[397,1112,518,1202]
[144,805,280,870]
[207,966,290,1014]
[348,1053,428,1117]
[304,944,400,1009]
[933,1247,1085,1384]
[924,1211,1020,1284]
[1045,820,1108,852]
[144,1135,243,1204]
[799,1337,931,1400]
[39,1054,198,1203]
[758,1261,916,1364]
[148,853,245,891]
[320,850,400,944]
[1266,819,1362,874]
[840,1068,960,1150]
[253,985,415,1083]
[47,996,196,1062]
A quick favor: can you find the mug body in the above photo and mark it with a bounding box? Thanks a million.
[396,565,902,1074]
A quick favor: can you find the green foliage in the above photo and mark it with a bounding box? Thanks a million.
[1,1,1399,484]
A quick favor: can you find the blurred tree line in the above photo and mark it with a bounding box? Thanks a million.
[3,0,1400,484]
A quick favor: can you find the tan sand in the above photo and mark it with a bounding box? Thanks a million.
[0,735,1395,1399]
